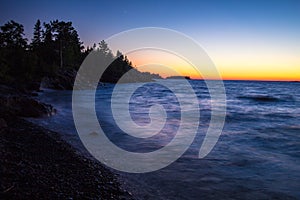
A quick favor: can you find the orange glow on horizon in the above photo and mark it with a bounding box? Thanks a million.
[125,49,300,82]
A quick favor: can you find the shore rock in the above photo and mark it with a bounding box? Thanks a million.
[41,68,77,90]
[17,97,56,117]
[0,85,56,118]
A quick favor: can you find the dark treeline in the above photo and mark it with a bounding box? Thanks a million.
[0,20,83,83]
[0,20,160,88]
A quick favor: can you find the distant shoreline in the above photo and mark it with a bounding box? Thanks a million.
[186,79,300,83]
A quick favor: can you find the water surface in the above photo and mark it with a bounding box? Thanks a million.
[30,80,300,199]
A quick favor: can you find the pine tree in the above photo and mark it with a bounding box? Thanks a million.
[31,19,42,49]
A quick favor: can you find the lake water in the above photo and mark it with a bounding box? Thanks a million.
[30,80,300,199]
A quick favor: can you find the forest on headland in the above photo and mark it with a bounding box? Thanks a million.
[0,20,142,198]
[0,19,161,90]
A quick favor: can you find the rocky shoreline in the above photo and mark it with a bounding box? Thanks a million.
[0,85,133,199]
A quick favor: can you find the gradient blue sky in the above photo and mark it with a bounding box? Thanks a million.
[1,0,300,80]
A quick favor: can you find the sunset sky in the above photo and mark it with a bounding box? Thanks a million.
[1,0,299,81]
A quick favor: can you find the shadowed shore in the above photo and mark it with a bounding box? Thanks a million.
[0,85,133,199]
[0,116,133,199]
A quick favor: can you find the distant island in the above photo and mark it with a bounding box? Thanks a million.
[166,76,191,80]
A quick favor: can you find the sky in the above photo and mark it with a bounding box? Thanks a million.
[1,0,300,81]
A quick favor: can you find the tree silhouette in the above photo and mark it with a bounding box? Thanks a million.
[0,20,28,81]
[0,20,27,48]
[31,19,42,49]
[0,20,161,87]
[49,20,83,69]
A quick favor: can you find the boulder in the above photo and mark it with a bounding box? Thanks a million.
[0,88,56,118]
[15,97,56,117]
